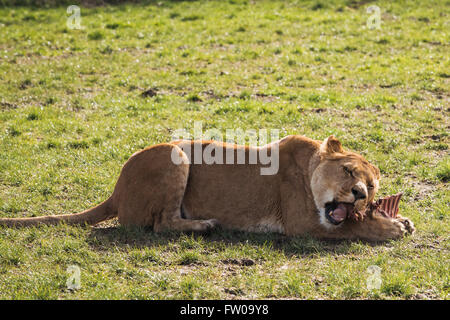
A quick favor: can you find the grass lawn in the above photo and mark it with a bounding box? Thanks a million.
[0,0,448,299]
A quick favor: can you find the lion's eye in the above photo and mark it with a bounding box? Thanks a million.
[368,184,374,190]
[343,166,353,177]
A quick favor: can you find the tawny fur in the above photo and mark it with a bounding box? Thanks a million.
[0,135,414,241]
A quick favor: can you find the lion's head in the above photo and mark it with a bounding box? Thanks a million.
[311,136,380,227]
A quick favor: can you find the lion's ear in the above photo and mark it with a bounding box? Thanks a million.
[320,135,344,154]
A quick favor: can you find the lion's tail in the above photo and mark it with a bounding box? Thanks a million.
[0,197,116,227]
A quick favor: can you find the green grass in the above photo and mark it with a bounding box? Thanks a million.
[0,0,449,299]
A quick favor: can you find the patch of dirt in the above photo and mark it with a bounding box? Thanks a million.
[199,89,280,102]
[0,101,18,110]
[412,182,437,201]
[221,258,256,266]
[412,243,444,251]
[379,83,401,88]
[346,0,376,9]
[253,93,280,103]
[19,80,33,90]
[409,290,440,300]
[425,134,445,141]
[312,276,325,286]
[141,88,158,98]
[422,40,447,46]
[224,287,245,296]
[410,235,448,252]
[177,266,201,275]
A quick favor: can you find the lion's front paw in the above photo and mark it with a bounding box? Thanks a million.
[383,216,415,240]
[386,219,408,239]
[396,215,415,235]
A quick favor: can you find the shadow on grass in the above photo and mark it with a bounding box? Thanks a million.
[87,223,388,258]
[1,0,197,8]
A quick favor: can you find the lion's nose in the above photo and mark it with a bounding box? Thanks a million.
[352,187,367,200]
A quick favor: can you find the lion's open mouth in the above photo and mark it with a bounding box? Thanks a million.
[324,201,355,225]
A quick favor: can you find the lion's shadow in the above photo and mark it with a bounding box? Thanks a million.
[87,223,385,258]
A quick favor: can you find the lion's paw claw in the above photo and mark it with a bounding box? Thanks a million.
[396,216,415,235]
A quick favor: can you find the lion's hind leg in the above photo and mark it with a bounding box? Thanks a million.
[115,143,218,233]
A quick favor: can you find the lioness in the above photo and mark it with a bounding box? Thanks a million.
[0,135,414,241]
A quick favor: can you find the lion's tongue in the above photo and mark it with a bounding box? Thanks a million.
[331,203,348,222]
